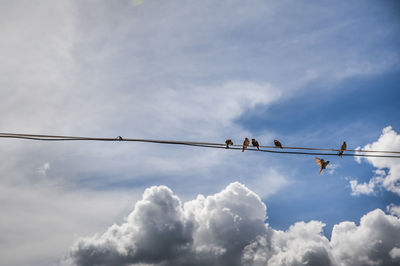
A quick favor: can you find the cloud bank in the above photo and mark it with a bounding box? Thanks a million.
[65,182,400,266]
[350,126,400,196]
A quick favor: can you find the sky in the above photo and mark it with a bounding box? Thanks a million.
[0,0,400,265]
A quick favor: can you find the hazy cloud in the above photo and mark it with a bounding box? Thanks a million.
[37,162,51,176]
[390,247,400,260]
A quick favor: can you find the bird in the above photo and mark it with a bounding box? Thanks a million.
[252,138,260,150]
[338,141,347,158]
[225,139,233,149]
[117,136,123,141]
[242,138,250,152]
[274,139,283,149]
[315,157,330,174]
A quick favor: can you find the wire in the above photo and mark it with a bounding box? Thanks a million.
[0,132,399,158]
[1,132,399,154]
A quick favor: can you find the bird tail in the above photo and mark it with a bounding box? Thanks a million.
[242,146,245,152]
[280,146,283,149]
[226,144,229,149]
[257,146,260,150]
[338,151,343,158]
[319,168,323,175]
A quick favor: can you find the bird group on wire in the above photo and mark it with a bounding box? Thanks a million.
[1,132,399,162]
[226,138,347,175]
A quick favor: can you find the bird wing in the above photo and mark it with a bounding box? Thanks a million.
[315,157,323,166]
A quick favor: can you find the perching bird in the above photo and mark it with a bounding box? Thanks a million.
[242,138,250,152]
[274,139,283,149]
[117,136,123,141]
[252,138,260,150]
[338,141,347,158]
[225,139,233,149]
[315,157,330,175]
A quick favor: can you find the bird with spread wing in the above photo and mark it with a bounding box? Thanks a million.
[315,157,330,174]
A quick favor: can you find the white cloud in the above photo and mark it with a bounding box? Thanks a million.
[1,1,399,265]
[66,182,268,266]
[66,183,400,266]
[351,126,400,196]
[264,221,335,266]
[354,147,362,164]
[326,163,339,175]
[349,179,375,196]
[387,204,400,217]
[331,209,400,266]
[390,247,400,260]
[38,162,51,176]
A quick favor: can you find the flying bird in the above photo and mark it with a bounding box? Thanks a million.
[242,138,250,152]
[252,138,260,150]
[274,139,283,149]
[225,139,233,149]
[338,141,347,158]
[315,157,330,175]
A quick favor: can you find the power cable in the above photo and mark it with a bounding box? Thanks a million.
[1,132,399,158]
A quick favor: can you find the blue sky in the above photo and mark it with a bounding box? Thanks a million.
[0,1,400,265]
[243,70,400,234]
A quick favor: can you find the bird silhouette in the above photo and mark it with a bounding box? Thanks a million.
[315,157,330,174]
[252,138,260,150]
[117,136,123,141]
[274,139,283,149]
[225,139,233,149]
[242,138,250,152]
[338,141,347,158]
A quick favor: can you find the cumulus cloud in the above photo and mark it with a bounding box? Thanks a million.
[349,179,375,196]
[67,186,193,266]
[66,182,268,266]
[331,209,400,266]
[350,126,400,196]
[65,183,400,266]
[243,221,335,266]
